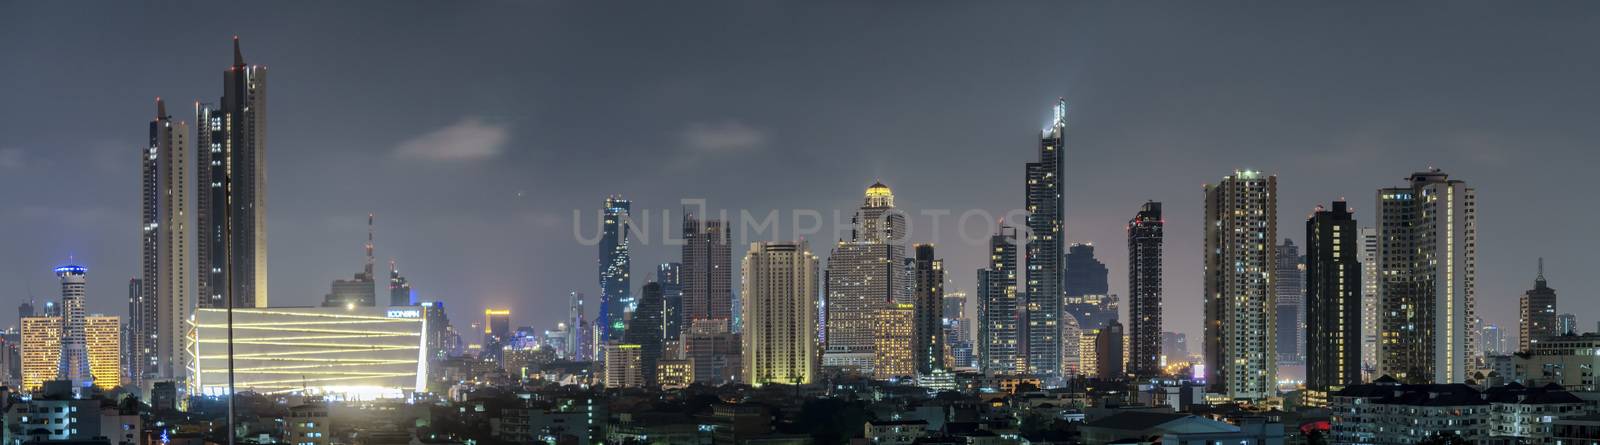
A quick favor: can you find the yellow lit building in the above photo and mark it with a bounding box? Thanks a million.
[1079,330,1099,379]
[657,359,693,390]
[20,316,61,392]
[872,304,914,380]
[603,344,643,388]
[86,315,121,390]
[189,306,426,398]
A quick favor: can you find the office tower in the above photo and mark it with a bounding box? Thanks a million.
[142,98,191,387]
[1305,201,1362,401]
[55,265,91,388]
[1274,240,1305,366]
[658,263,683,342]
[1520,259,1558,351]
[1377,169,1477,384]
[1480,325,1504,356]
[1095,320,1125,380]
[86,315,121,391]
[1123,202,1164,379]
[977,224,1021,374]
[602,344,644,388]
[1024,99,1068,379]
[567,292,587,360]
[912,244,946,374]
[1359,227,1379,379]
[683,322,740,385]
[682,212,732,331]
[197,37,269,309]
[623,283,664,387]
[823,182,910,372]
[740,241,819,385]
[1162,332,1188,361]
[1064,244,1117,333]
[324,214,378,307]
[872,303,915,380]
[484,309,511,348]
[598,196,631,343]
[1202,170,1278,400]
[20,316,61,392]
[1557,313,1578,336]
[943,289,974,369]
[389,260,412,306]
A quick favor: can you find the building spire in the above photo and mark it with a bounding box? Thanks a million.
[1536,257,1546,285]
[232,36,244,67]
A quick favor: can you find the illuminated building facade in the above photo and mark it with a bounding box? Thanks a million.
[657,262,683,342]
[1305,200,1361,403]
[1360,227,1379,379]
[1202,169,1278,400]
[977,224,1021,374]
[197,37,269,310]
[188,306,427,397]
[20,316,61,392]
[598,196,631,342]
[824,182,909,373]
[1025,99,1067,379]
[872,303,914,380]
[1519,259,1557,351]
[1064,244,1115,331]
[1377,169,1476,384]
[681,213,732,331]
[56,265,92,389]
[1127,201,1163,379]
[602,344,643,388]
[911,244,945,375]
[86,315,122,391]
[656,359,693,389]
[141,98,191,388]
[740,241,819,386]
[389,259,412,306]
[1275,240,1305,366]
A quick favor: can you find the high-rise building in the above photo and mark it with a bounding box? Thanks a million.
[623,283,665,387]
[740,241,819,386]
[683,322,740,385]
[823,182,909,373]
[1520,259,1558,351]
[598,196,631,343]
[912,244,945,374]
[1377,168,1477,384]
[681,212,732,331]
[872,303,915,380]
[141,98,191,388]
[323,215,378,307]
[567,292,588,360]
[1064,244,1117,333]
[1095,320,1125,380]
[1275,240,1305,365]
[197,37,269,310]
[1557,313,1578,336]
[1161,332,1188,362]
[1481,325,1505,356]
[484,309,511,351]
[56,265,91,389]
[1359,227,1379,380]
[602,344,644,388]
[1127,201,1164,379]
[657,263,683,342]
[1202,170,1278,400]
[977,224,1021,374]
[86,315,121,392]
[942,289,974,369]
[1305,200,1361,402]
[20,316,61,392]
[389,259,412,306]
[1024,99,1068,379]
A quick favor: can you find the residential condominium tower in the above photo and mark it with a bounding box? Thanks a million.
[196,37,268,309]
[1376,169,1477,384]
[1202,170,1278,400]
[740,241,819,386]
[1024,99,1068,379]
[1305,200,1362,403]
[142,98,192,387]
[977,224,1021,374]
[681,212,732,331]
[1126,202,1164,379]
[912,244,945,375]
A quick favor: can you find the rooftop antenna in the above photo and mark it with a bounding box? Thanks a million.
[1537,257,1546,283]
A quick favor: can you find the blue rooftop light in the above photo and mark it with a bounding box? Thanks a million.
[54,264,88,275]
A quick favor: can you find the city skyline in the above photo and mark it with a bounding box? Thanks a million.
[5,2,1600,346]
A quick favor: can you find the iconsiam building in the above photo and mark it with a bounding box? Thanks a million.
[188,305,429,399]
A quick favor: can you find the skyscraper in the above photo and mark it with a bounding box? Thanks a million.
[1095,320,1125,380]
[1024,99,1067,379]
[86,315,121,392]
[20,315,61,392]
[142,98,191,387]
[823,182,909,373]
[324,214,378,307]
[872,303,915,380]
[1126,201,1164,379]
[197,37,269,310]
[1377,169,1477,384]
[623,283,664,387]
[388,260,413,307]
[1519,259,1557,351]
[740,241,819,386]
[56,265,91,388]
[1064,244,1117,332]
[1359,227,1379,379]
[1480,325,1504,356]
[912,244,945,375]
[1557,313,1578,336]
[1275,240,1305,366]
[977,224,1021,374]
[657,263,683,343]
[681,212,732,331]
[1305,200,1361,402]
[1203,170,1277,400]
[598,196,631,342]
[568,292,588,360]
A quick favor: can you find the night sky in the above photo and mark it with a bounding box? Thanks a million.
[2,1,1597,345]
